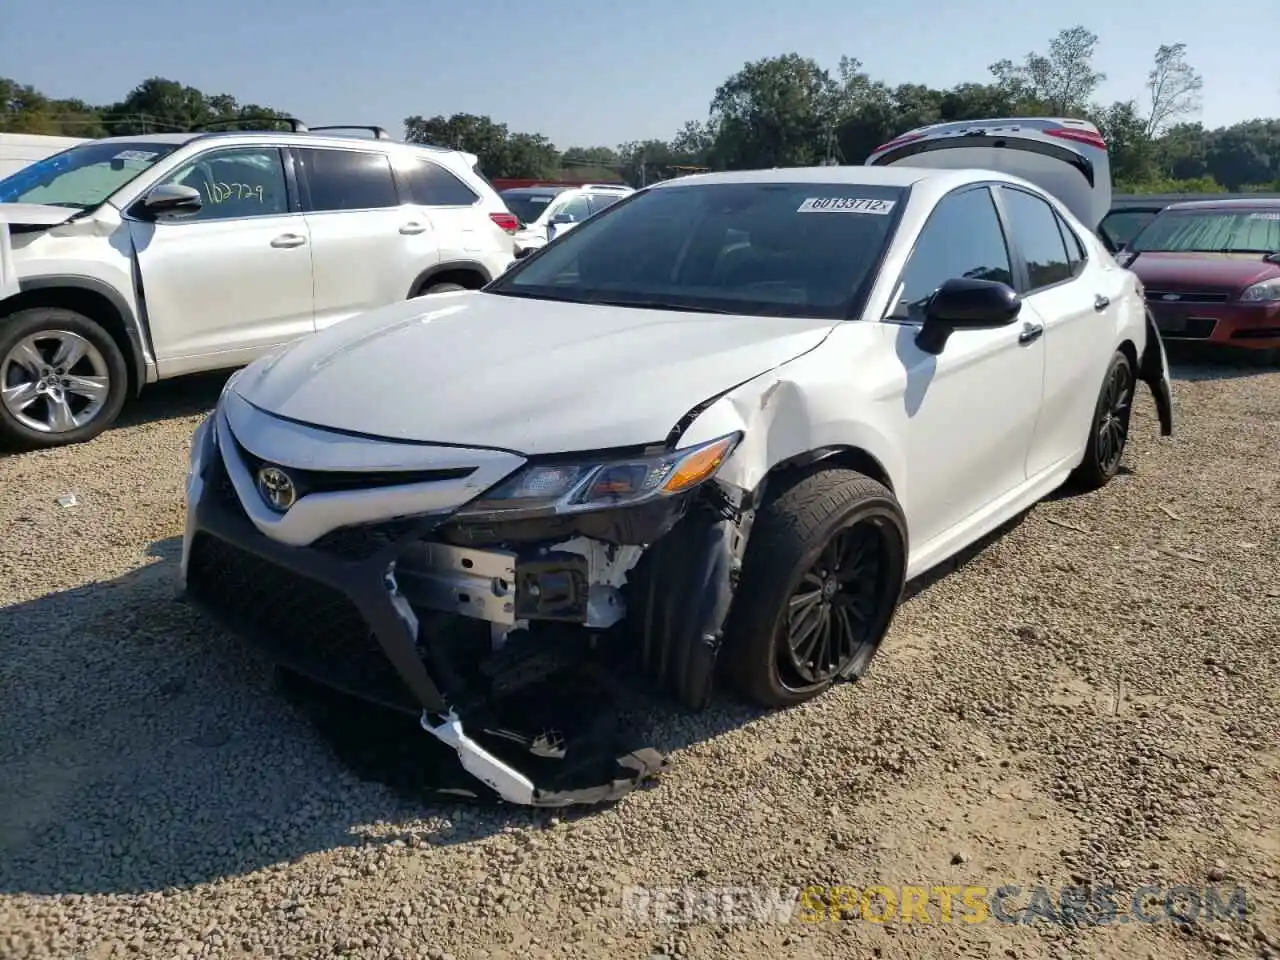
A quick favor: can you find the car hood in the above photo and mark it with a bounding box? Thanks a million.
[0,202,81,226]
[231,291,838,454]
[1130,252,1280,292]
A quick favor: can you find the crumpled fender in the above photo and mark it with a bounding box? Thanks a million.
[672,362,904,500]
[1138,311,1175,437]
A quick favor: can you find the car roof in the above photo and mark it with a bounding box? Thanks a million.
[97,132,203,146]
[87,130,467,157]
[501,186,572,196]
[650,165,954,189]
[1164,197,1280,212]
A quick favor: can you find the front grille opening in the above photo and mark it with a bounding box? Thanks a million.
[228,433,476,497]
[311,518,427,561]
[1151,311,1217,340]
[186,533,419,712]
[1144,289,1231,304]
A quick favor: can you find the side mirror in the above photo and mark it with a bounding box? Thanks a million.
[549,212,576,225]
[136,183,203,220]
[513,246,534,260]
[916,277,1021,355]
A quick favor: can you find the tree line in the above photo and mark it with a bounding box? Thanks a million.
[3,27,1278,193]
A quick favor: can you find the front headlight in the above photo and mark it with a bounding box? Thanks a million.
[457,432,741,518]
[1240,279,1280,303]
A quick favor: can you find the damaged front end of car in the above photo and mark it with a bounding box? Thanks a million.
[178,388,762,808]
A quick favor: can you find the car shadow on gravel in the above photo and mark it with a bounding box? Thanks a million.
[114,370,232,429]
[0,537,525,898]
[0,509,1032,897]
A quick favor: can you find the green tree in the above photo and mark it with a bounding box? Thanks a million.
[708,53,846,168]
[989,25,1106,115]
[403,113,560,178]
[1204,120,1280,189]
[1091,99,1159,186]
[1143,42,1203,138]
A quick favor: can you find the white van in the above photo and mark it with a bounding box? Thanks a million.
[865,117,1112,232]
[0,133,88,179]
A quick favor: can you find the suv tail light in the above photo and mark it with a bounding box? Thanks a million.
[871,131,927,155]
[1045,128,1108,150]
[490,212,520,234]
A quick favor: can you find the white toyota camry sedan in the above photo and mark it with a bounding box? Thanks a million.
[179,118,1174,807]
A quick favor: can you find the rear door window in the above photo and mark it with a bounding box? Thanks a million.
[1000,187,1072,291]
[298,148,400,212]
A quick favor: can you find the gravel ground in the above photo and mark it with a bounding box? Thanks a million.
[1,350,1278,960]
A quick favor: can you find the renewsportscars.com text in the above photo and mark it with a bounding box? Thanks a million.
[621,884,1251,926]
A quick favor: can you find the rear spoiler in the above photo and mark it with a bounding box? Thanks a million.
[869,132,1096,188]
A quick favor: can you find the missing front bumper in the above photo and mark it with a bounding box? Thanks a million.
[180,454,725,806]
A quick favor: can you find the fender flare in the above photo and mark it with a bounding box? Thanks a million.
[14,275,151,395]
[407,260,494,298]
[1138,310,1174,437]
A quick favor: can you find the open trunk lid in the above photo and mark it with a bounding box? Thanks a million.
[865,117,1112,231]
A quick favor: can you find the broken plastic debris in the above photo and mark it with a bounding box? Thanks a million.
[56,493,78,508]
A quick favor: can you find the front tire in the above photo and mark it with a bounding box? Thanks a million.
[0,308,129,450]
[421,282,466,295]
[1069,350,1134,491]
[723,468,908,709]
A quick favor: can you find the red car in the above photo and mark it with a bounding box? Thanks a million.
[1120,199,1280,352]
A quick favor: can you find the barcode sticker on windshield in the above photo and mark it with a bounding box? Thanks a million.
[113,150,158,163]
[797,197,895,215]
[1247,212,1280,220]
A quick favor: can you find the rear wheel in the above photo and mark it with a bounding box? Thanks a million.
[421,282,466,296]
[0,308,128,449]
[723,468,908,709]
[1069,350,1134,491]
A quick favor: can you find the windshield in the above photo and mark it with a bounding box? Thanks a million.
[501,191,563,226]
[489,181,906,319]
[0,140,180,209]
[1130,208,1280,254]
[1099,209,1160,250]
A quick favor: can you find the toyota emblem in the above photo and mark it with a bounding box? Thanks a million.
[1161,293,1180,301]
[256,465,297,512]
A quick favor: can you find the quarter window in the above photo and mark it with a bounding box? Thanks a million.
[1057,213,1087,278]
[891,187,1013,321]
[1000,187,1072,290]
[405,160,479,206]
[160,147,289,221]
[298,148,399,212]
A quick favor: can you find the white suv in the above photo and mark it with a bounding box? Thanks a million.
[501,183,634,253]
[0,120,517,449]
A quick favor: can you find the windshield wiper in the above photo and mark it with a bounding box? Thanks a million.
[584,297,740,315]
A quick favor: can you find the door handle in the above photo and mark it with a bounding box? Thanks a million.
[1094,294,1110,311]
[399,222,428,235]
[270,233,307,248]
[1018,322,1044,345]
